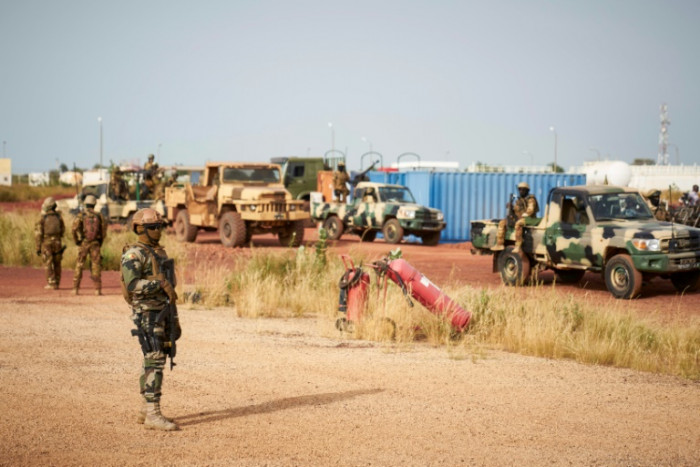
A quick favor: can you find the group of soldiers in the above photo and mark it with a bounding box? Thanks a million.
[35,195,106,294]
[36,201,181,431]
[110,154,174,202]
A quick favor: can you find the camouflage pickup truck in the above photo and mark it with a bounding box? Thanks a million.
[164,162,309,247]
[471,185,700,299]
[311,181,446,245]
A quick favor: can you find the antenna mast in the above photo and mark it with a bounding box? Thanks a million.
[657,103,670,165]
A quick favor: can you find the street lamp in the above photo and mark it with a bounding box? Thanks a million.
[328,122,335,156]
[549,126,558,173]
[589,147,601,161]
[98,117,103,179]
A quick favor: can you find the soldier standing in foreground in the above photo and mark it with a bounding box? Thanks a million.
[333,161,350,203]
[35,197,66,289]
[72,195,107,295]
[121,208,181,431]
[494,182,539,253]
[644,189,671,222]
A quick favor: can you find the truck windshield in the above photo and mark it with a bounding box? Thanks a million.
[587,193,654,221]
[222,167,281,183]
[377,186,415,203]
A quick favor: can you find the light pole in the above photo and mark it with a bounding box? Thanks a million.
[98,117,103,179]
[589,147,601,161]
[361,136,373,154]
[328,122,335,157]
[2,141,5,157]
[549,126,558,172]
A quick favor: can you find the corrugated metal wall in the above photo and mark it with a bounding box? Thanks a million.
[368,171,586,241]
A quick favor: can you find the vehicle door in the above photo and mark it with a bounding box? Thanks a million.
[544,191,596,267]
[350,187,378,229]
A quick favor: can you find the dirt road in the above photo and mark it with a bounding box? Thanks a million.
[1,266,699,466]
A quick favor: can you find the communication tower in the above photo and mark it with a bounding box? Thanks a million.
[657,103,670,165]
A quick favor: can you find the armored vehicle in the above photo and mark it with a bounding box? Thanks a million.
[164,162,309,247]
[470,185,700,299]
[270,156,329,201]
[311,181,446,245]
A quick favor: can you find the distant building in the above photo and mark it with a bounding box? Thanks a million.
[571,161,700,192]
[0,158,10,186]
[29,172,50,186]
[59,171,83,186]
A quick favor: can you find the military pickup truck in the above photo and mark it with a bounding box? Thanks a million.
[164,162,309,247]
[311,181,446,245]
[470,185,700,299]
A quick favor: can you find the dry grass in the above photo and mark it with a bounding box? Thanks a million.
[0,184,76,202]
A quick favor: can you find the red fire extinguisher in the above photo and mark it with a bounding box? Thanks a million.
[376,258,472,332]
[337,255,370,331]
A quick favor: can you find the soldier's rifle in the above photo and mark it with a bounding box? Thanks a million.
[156,257,179,370]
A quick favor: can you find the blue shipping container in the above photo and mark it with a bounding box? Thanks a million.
[368,171,586,242]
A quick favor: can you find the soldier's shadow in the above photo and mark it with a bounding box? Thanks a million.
[176,388,384,427]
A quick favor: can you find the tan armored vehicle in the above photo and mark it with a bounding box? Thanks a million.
[164,162,309,247]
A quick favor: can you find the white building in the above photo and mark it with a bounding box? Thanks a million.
[0,158,10,186]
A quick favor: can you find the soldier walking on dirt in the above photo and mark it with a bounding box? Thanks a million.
[333,161,350,203]
[72,195,107,295]
[494,182,539,253]
[121,208,181,431]
[35,197,66,289]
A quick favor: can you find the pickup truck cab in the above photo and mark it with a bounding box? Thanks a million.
[311,181,446,245]
[471,185,700,298]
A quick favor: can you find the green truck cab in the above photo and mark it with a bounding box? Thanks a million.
[311,181,446,245]
[271,156,329,201]
[470,185,700,298]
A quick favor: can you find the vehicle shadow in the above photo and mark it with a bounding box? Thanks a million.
[175,388,384,427]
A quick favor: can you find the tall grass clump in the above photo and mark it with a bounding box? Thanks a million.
[0,185,76,202]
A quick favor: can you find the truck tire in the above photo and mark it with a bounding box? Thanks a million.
[554,268,585,284]
[360,230,376,242]
[278,220,305,247]
[175,210,198,243]
[420,231,441,246]
[323,216,344,240]
[604,254,642,299]
[498,247,531,286]
[382,218,404,244]
[219,211,247,247]
[670,271,700,293]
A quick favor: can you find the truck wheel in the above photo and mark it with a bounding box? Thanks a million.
[670,271,700,293]
[382,219,404,244]
[604,254,642,299]
[554,268,585,284]
[175,210,198,243]
[360,230,376,242]
[323,216,344,240]
[498,247,531,286]
[278,220,305,247]
[420,231,441,246]
[219,212,246,247]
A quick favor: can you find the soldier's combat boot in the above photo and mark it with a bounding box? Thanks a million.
[513,242,522,254]
[138,400,175,424]
[72,287,79,295]
[94,289,102,296]
[491,243,504,251]
[144,401,179,431]
[44,284,54,290]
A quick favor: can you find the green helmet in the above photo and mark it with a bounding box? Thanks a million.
[84,195,97,206]
[41,197,57,212]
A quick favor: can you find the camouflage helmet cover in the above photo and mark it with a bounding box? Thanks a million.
[41,197,57,212]
[132,208,164,227]
[517,182,530,190]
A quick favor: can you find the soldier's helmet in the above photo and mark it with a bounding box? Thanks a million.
[517,182,530,190]
[148,154,155,161]
[338,161,345,167]
[132,208,164,232]
[84,194,97,206]
[41,197,57,212]
[645,189,661,198]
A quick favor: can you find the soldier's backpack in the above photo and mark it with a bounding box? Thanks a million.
[83,212,102,242]
[43,213,62,236]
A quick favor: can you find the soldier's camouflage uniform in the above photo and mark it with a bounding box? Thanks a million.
[333,169,350,202]
[121,243,173,404]
[497,194,539,247]
[72,208,107,293]
[34,207,65,289]
[143,160,159,200]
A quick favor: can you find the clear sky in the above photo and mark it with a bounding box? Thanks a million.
[1,0,699,173]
